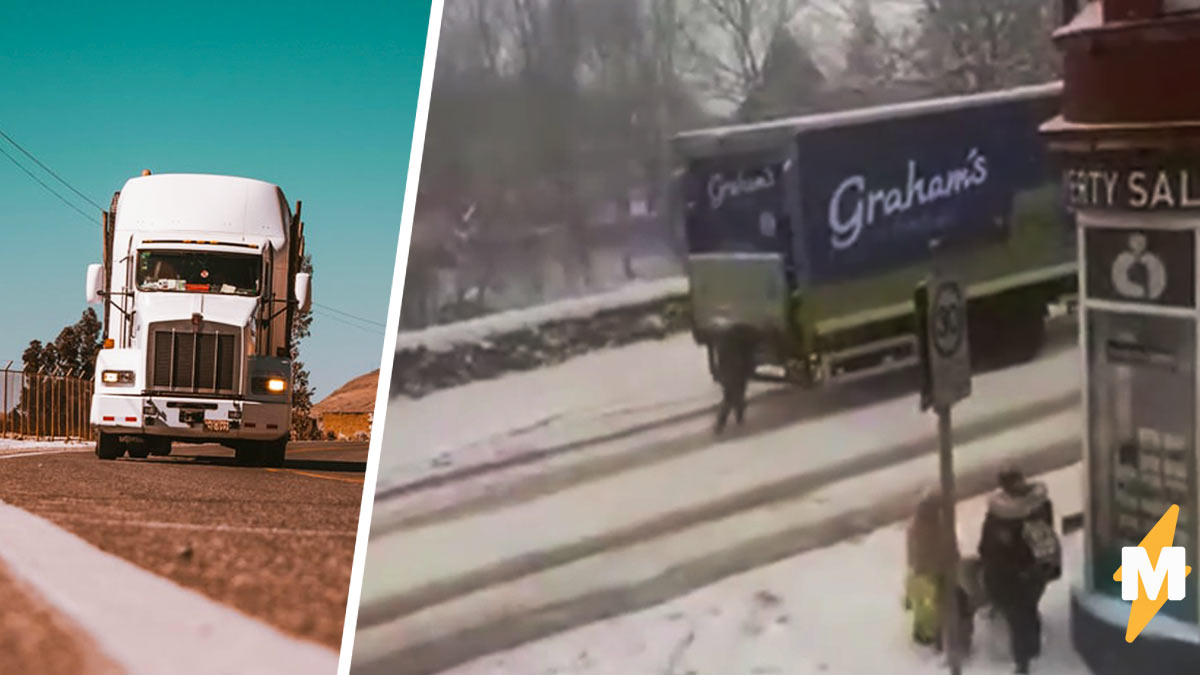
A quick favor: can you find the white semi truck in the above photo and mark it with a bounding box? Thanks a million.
[85,172,312,466]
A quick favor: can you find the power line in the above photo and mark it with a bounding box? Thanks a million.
[0,126,387,331]
[0,143,96,226]
[313,301,387,328]
[313,310,385,335]
[0,129,106,211]
[312,308,385,335]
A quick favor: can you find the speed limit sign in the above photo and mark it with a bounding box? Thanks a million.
[916,272,972,411]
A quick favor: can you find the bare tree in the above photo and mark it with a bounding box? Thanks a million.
[841,0,895,85]
[406,0,720,322]
[737,25,826,120]
[437,0,512,78]
[909,0,1059,94]
[507,0,595,291]
[679,0,807,106]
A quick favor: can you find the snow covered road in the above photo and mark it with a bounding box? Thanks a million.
[355,317,1084,674]
[437,464,1092,675]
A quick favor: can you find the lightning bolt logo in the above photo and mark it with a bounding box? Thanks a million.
[1113,504,1192,642]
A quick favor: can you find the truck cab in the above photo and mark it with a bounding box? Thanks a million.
[85,173,311,466]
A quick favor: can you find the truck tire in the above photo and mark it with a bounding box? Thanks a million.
[233,439,287,467]
[968,293,1047,371]
[96,432,125,460]
[234,443,262,466]
[127,441,151,459]
[262,438,287,468]
[147,438,172,456]
[1009,302,1047,364]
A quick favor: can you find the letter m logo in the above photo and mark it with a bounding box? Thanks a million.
[1121,547,1187,602]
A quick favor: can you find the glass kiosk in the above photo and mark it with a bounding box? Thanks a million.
[1073,203,1200,671]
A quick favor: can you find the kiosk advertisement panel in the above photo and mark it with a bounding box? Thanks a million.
[1085,307,1198,623]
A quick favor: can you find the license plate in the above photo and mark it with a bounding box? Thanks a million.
[204,419,230,432]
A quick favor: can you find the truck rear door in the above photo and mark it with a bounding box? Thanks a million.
[682,148,794,340]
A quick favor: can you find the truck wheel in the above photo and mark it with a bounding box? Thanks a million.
[968,295,1046,371]
[262,438,287,468]
[147,438,172,456]
[95,432,125,460]
[126,439,151,459]
[1010,303,1047,364]
[234,443,262,467]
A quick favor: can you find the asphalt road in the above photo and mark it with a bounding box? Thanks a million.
[0,440,367,652]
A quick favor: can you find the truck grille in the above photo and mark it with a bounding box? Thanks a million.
[150,327,239,393]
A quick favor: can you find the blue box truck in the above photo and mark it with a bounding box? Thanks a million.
[674,82,1076,386]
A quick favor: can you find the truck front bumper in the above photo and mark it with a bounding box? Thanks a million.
[91,393,289,441]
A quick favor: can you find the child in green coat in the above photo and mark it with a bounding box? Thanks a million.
[904,489,975,651]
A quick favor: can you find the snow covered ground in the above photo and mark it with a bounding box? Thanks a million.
[439,464,1092,675]
[375,328,1077,500]
[377,332,744,493]
[0,439,92,458]
[395,277,688,354]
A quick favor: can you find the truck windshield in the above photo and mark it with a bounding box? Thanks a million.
[136,250,261,296]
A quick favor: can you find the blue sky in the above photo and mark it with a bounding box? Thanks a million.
[0,1,431,399]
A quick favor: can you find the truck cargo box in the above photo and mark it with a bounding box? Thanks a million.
[675,82,1075,351]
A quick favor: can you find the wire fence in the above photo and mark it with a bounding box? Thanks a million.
[0,362,95,441]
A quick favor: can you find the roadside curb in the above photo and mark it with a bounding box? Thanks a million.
[0,500,340,675]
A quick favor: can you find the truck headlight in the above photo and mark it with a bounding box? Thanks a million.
[101,370,135,385]
[252,376,288,394]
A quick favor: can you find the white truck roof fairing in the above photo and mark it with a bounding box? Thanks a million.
[672,81,1064,159]
[114,173,290,251]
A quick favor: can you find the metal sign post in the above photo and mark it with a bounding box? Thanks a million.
[915,262,973,675]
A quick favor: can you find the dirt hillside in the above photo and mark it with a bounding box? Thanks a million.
[313,370,380,416]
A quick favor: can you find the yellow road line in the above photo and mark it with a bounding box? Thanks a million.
[286,444,367,455]
[265,468,364,484]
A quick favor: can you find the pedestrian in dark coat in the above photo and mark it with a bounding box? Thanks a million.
[713,324,758,434]
[978,468,1060,674]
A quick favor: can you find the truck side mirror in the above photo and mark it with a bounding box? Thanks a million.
[86,264,105,305]
[295,272,312,313]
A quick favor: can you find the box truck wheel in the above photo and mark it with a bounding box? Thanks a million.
[95,432,125,460]
[1009,301,1047,363]
[968,293,1046,371]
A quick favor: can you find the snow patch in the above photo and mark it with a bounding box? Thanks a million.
[0,439,93,458]
[395,277,687,354]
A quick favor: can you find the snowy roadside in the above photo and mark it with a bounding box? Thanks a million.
[0,439,93,459]
[439,464,1092,675]
[392,279,691,399]
[395,278,688,355]
[377,333,736,493]
[375,336,1076,507]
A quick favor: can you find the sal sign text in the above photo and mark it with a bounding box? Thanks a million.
[1065,166,1200,211]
